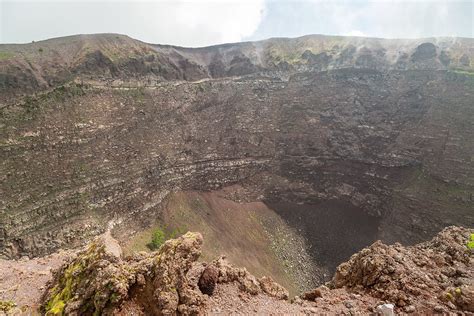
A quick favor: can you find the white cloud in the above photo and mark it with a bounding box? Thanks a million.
[1,0,266,46]
[175,0,266,45]
[360,1,455,38]
[2,0,471,45]
[303,0,470,39]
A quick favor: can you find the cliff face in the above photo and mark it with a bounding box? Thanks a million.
[0,34,473,260]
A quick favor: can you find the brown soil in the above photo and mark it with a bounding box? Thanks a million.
[0,250,73,313]
[121,189,322,296]
[206,282,379,315]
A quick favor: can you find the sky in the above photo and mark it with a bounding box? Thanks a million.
[0,0,472,46]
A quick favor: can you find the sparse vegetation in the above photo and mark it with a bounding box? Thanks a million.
[10,83,87,122]
[45,260,83,315]
[43,239,135,315]
[452,69,474,77]
[447,69,474,87]
[0,51,14,60]
[0,300,16,312]
[146,226,186,250]
[148,227,166,250]
[467,233,474,250]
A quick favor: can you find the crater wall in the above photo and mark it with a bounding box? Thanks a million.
[1,35,473,259]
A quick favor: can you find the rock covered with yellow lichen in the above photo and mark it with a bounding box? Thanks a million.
[41,231,289,315]
[41,232,204,315]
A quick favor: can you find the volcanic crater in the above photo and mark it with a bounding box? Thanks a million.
[1,34,473,294]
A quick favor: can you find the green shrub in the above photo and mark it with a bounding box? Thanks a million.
[147,227,166,250]
[468,233,474,250]
[145,226,186,251]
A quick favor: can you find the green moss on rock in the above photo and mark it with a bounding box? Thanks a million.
[0,300,17,312]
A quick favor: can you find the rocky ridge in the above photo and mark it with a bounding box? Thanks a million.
[0,225,470,315]
[39,231,290,315]
[331,226,474,313]
[1,34,473,99]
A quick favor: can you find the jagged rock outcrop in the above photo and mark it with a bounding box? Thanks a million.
[41,232,203,315]
[41,232,290,315]
[37,226,472,315]
[330,226,473,313]
[201,256,289,299]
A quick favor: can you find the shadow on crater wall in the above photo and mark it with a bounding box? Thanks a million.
[266,199,381,278]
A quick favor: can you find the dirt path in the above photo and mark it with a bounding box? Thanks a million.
[0,251,73,313]
[206,282,379,315]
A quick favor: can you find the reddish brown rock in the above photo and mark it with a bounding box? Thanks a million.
[258,276,289,300]
[198,265,219,295]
